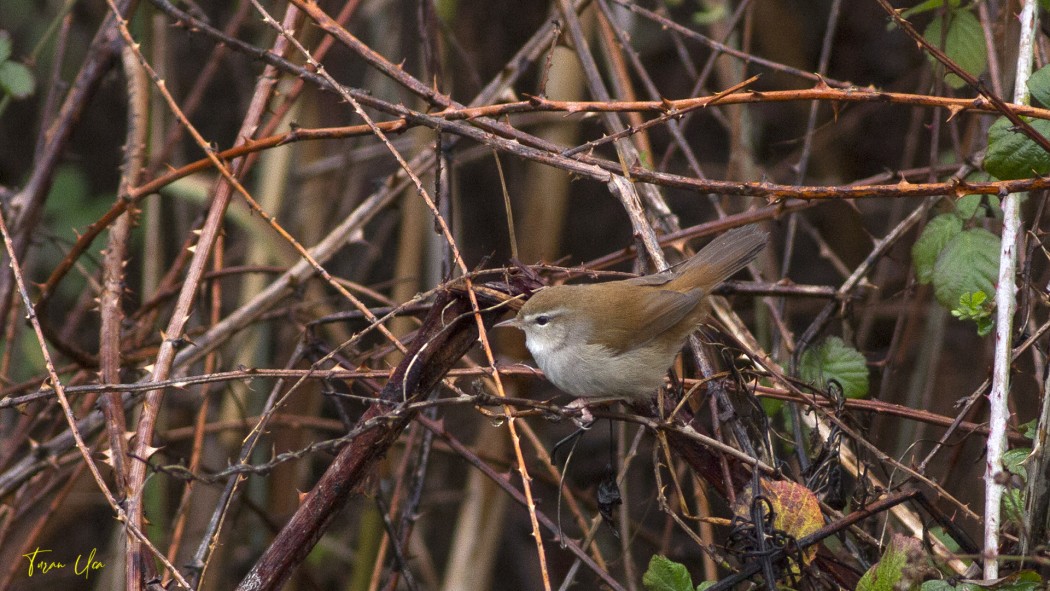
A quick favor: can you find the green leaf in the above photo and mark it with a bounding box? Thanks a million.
[954,191,1002,220]
[1020,419,1037,440]
[996,571,1043,590]
[985,116,1050,180]
[901,0,962,19]
[1003,487,1026,524]
[643,555,693,591]
[964,290,985,307]
[44,165,96,230]
[760,395,784,417]
[1003,447,1031,481]
[856,542,907,591]
[912,214,963,284]
[923,9,987,89]
[799,337,870,399]
[0,60,33,99]
[921,581,980,590]
[1028,64,1050,108]
[691,4,726,25]
[0,30,11,63]
[950,291,994,336]
[696,583,715,591]
[932,229,999,310]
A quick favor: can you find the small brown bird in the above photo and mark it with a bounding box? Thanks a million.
[497,225,767,401]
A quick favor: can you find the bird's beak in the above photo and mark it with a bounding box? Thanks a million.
[494,316,522,329]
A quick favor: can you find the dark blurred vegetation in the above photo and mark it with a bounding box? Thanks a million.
[0,0,1047,589]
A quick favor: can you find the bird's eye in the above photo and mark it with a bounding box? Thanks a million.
[535,315,550,326]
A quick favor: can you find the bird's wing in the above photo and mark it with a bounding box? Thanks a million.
[622,269,675,287]
[602,288,702,354]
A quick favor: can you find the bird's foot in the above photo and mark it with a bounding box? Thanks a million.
[564,398,596,430]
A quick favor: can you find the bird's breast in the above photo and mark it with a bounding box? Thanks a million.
[533,341,670,399]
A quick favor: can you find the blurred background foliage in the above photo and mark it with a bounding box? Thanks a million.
[0,0,1046,589]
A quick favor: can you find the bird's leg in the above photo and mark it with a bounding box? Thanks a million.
[550,397,620,462]
[564,397,597,429]
[564,396,628,428]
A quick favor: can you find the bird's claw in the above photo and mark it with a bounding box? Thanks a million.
[565,399,595,430]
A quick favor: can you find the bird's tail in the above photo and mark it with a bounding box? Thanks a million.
[668,224,768,292]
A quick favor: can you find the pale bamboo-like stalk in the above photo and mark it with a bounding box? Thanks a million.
[985,0,1038,579]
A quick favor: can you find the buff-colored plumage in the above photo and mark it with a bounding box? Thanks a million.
[499,225,768,400]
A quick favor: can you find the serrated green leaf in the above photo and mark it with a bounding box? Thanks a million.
[857,543,907,591]
[932,229,999,310]
[950,290,996,337]
[924,9,987,89]
[696,583,715,591]
[1003,487,1026,524]
[950,291,993,330]
[985,116,1050,180]
[799,337,870,399]
[913,214,963,284]
[643,555,693,591]
[0,30,11,63]
[1003,447,1032,480]
[0,60,33,99]
[954,192,1003,220]
[1021,419,1037,440]
[965,290,986,307]
[976,314,994,337]
[1028,64,1050,108]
